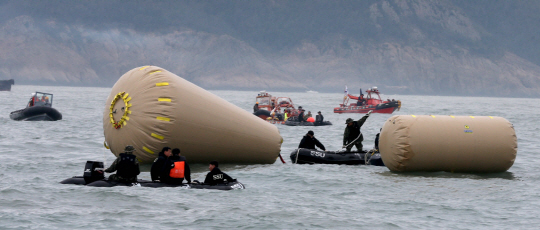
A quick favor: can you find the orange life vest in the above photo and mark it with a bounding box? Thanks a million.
[169,161,185,178]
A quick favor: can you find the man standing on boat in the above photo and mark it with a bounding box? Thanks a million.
[343,110,372,152]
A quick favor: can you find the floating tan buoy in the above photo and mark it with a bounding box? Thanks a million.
[379,115,517,173]
[103,66,283,164]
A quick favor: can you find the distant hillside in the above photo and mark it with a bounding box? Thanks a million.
[1,0,540,97]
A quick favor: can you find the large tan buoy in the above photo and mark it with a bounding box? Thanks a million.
[103,66,282,164]
[379,115,517,173]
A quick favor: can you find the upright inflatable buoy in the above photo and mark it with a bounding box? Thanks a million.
[103,66,283,164]
[379,115,517,173]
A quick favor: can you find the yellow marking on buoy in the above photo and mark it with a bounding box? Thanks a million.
[470,116,475,118]
[450,115,455,118]
[122,121,127,126]
[156,82,169,86]
[489,116,493,119]
[156,117,171,122]
[151,133,164,140]
[124,116,129,121]
[123,93,129,99]
[158,98,171,102]
[139,66,150,70]
[149,70,162,75]
[125,97,131,102]
[143,146,154,154]
[127,110,131,114]
[411,115,416,117]
[430,115,436,118]
[127,104,132,108]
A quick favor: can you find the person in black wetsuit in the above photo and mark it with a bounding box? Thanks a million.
[315,111,324,125]
[162,148,191,184]
[201,161,235,185]
[101,145,140,183]
[150,147,172,182]
[253,102,259,112]
[374,128,381,152]
[298,130,326,151]
[297,109,306,122]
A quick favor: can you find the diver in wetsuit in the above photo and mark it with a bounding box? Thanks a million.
[298,130,326,151]
[150,147,172,182]
[315,111,324,125]
[297,109,306,122]
[200,161,235,185]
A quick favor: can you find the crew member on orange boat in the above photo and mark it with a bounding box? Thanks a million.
[284,109,291,121]
[253,102,259,112]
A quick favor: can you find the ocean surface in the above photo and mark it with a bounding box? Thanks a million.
[1,85,539,229]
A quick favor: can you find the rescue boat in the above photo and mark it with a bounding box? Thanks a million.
[253,91,301,123]
[60,161,245,190]
[9,92,62,121]
[290,148,385,166]
[334,87,401,114]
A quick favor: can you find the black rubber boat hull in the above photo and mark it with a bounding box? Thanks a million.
[60,177,245,190]
[284,121,332,126]
[290,148,385,166]
[10,106,62,121]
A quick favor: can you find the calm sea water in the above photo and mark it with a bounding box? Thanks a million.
[1,85,539,229]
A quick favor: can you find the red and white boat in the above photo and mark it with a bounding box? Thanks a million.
[253,91,301,123]
[334,86,401,114]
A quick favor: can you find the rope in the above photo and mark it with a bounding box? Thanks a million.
[364,149,375,165]
[278,154,286,164]
[343,132,362,150]
[295,148,301,164]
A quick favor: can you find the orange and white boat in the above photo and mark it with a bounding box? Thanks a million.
[253,91,301,123]
[334,86,401,114]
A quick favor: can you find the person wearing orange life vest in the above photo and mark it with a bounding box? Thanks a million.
[163,148,191,184]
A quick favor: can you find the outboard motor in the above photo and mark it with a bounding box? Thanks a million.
[83,161,105,184]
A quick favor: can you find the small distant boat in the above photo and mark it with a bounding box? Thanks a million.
[0,79,14,91]
[290,148,385,166]
[284,117,332,126]
[334,86,401,114]
[306,90,318,93]
[10,92,62,121]
[253,91,302,123]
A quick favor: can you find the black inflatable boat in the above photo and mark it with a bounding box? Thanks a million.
[10,92,62,121]
[60,161,245,190]
[284,120,332,126]
[290,148,385,166]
